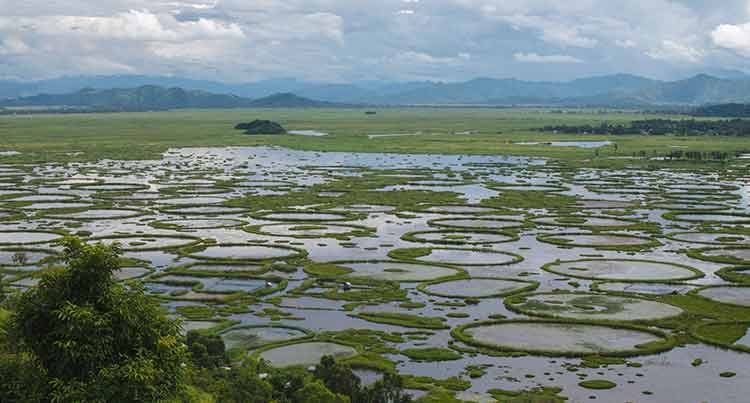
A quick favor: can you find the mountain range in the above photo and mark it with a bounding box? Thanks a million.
[3,73,750,108]
[0,86,339,112]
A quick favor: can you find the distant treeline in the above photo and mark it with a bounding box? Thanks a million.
[692,103,750,117]
[538,119,750,136]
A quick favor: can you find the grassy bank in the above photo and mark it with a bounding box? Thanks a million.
[1,108,748,164]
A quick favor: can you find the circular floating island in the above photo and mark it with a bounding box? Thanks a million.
[151,218,247,230]
[158,205,249,215]
[531,215,639,229]
[667,232,750,246]
[234,180,295,188]
[390,247,523,266]
[454,320,675,357]
[20,202,93,210]
[88,234,202,251]
[73,182,149,192]
[574,200,636,210]
[329,204,395,213]
[247,223,373,239]
[155,196,226,205]
[688,247,750,265]
[429,217,524,230]
[309,260,460,282]
[251,211,358,222]
[402,229,518,245]
[592,282,696,296]
[0,247,57,267]
[664,212,750,224]
[419,277,538,298]
[696,286,750,307]
[42,208,145,221]
[416,204,506,214]
[506,292,684,321]
[489,183,568,192]
[537,233,660,250]
[221,325,310,351]
[651,202,729,211]
[0,230,66,246]
[5,194,79,203]
[182,243,305,262]
[542,259,702,282]
[258,342,357,367]
[115,266,151,281]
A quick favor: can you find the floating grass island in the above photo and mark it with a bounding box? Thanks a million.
[453,319,677,357]
[541,258,703,282]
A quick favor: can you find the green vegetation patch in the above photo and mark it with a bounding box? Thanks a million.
[488,386,567,402]
[717,266,750,285]
[401,347,462,362]
[578,380,617,390]
[691,321,750,353]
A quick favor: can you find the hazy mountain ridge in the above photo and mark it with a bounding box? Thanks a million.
[3,73,750,107]
[0,86,340,111]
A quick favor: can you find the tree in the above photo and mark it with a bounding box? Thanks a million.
[360,373,413,403]
[187,331,228,369]
[212,363,273,403]
[314,355,361,399]
[295,380,350,403]
[8,237,187,402]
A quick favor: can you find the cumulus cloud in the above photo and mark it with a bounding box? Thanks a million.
[0,38,31,55]
[646,40,705,63]
[397,51,469,64]
[502,15,598,48]
[0,10,244,42]
[0,0,748,81]
[513,52,583,64]
[712,22,750,55]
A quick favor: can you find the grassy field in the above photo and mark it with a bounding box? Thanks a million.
[1,108,749,164]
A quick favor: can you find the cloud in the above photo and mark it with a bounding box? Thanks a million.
[0,38,31,55]
[0,0,748,81]
[712,22,750,56]
[646,40,705,63]
[397,51,469,64]
[513,52,583,64]
[0,10,245,42]
[501,15,598,48]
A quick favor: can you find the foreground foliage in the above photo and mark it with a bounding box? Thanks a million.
[2,237,187,402]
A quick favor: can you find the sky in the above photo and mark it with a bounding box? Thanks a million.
[2,0,750,83]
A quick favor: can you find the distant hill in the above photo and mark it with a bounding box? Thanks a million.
[368,74,660,105]
[0,86,341,111]
[620,75,750,105]
[246,93,341,108]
